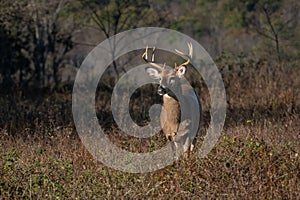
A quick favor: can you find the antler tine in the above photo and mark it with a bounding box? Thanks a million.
[142,46,163,70]
[151,47,156,62]
[174,42,193,68]
[187,42,193,58]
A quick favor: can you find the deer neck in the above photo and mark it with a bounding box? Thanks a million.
[162,93,181,119]
[162,81,183,102]
[163,92,180,107]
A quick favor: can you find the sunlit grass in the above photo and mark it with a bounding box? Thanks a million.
[0,60,299,199]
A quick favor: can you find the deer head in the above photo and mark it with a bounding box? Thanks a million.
[143,43,193,98]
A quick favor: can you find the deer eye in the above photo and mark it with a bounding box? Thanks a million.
[169,77,175,85]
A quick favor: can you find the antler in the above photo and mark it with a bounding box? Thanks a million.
[142,46,164,70]
[174,42,193,70]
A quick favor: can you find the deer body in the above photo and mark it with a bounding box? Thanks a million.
[143,43,201,155]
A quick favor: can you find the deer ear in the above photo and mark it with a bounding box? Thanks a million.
[176,66,186,78]
[145,67,160,79]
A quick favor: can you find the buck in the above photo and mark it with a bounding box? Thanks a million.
[142,43,202,157]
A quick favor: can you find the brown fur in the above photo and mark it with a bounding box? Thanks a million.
[160,94,181,141]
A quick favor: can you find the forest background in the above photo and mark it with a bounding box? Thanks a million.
[0,0,299,199]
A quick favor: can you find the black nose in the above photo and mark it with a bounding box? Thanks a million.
[157,85,166,95]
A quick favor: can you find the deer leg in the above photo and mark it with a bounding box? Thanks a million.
[170,141,178,160]
[166,131,177,141]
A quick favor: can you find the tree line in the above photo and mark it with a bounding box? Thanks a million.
[0,0,299,90]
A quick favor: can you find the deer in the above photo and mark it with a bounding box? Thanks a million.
[142,43,202,158]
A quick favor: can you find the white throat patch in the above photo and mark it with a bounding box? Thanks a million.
[164,94,173,99]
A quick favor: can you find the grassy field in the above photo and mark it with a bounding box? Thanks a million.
[1,60,299,199]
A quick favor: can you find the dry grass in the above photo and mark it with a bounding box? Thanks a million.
[0,59,299,199]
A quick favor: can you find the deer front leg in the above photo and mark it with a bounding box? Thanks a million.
[166,131,177,141]
[173,119,194,157]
